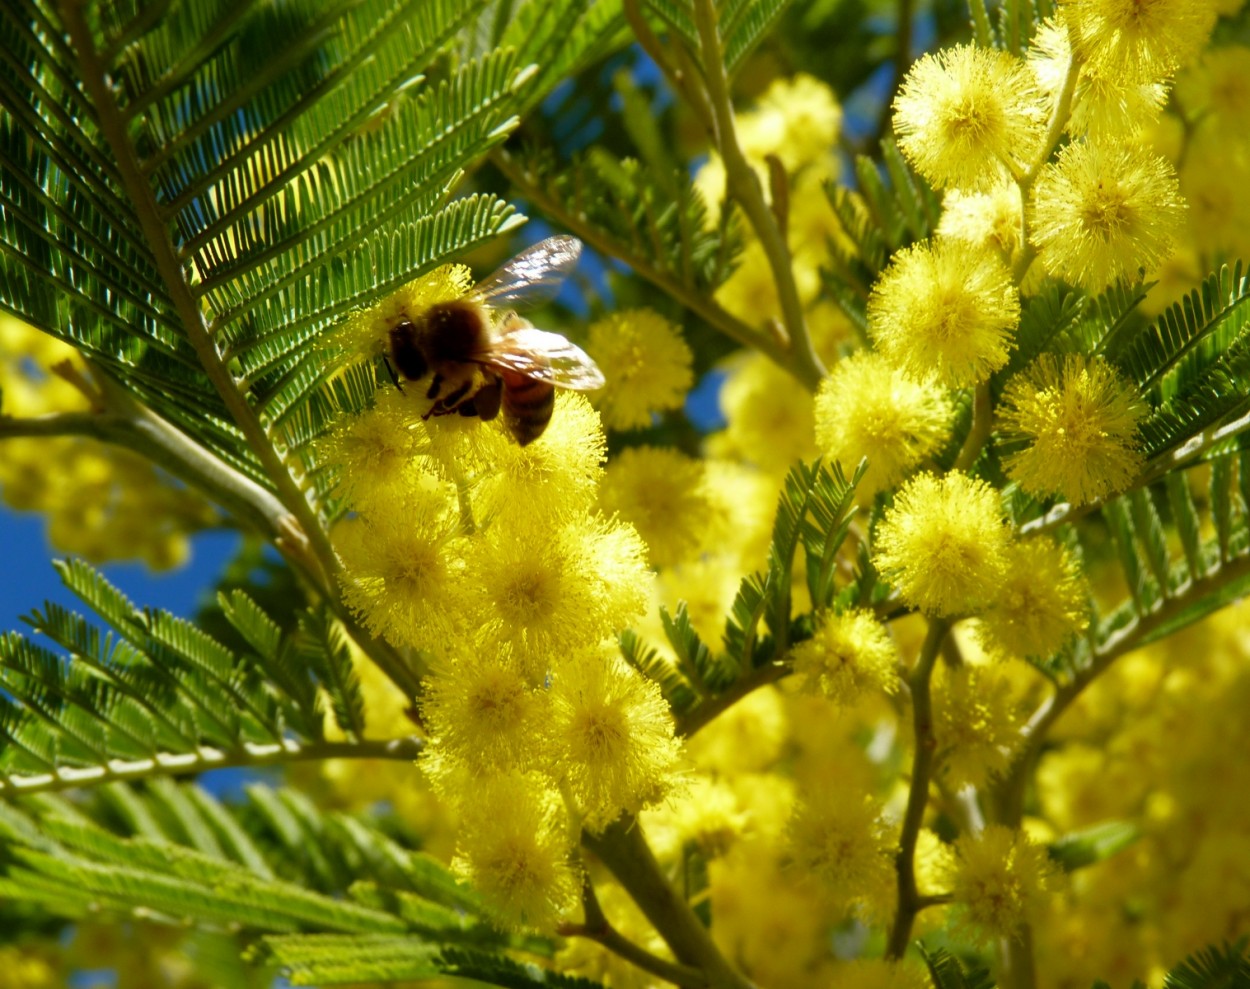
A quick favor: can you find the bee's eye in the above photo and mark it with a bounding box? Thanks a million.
[389,323,428,380]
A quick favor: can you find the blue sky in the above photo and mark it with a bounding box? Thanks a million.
[0,503,241,627]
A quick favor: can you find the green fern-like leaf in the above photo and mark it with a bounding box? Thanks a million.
[1162,941,1250,989]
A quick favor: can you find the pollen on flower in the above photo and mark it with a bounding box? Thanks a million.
[814,351,953,495]
[977,538,1091,660]
[868,240,1019,388]
[947,823,1058,942]
[476,393,607,525]
[786,792,896,919]
[419,647,552,783]
[1059,0,1219,84]
[586,309,693,431]
[999,353,1146,505]
[937,184,1025,260]
[893,44,1048,191]
[1029,142,1185,292]
[873,472,1012,617]
[791,609,901,706]
[335,489,468,650]
[316,390,424,510]
[1028,18,1168,140]
[452,774,580,932]
[550,651,682,832]
[468,513,649,672]
[599,446,714,568]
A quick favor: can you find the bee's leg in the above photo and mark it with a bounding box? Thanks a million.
[440,380,473,410]
[382,356,403,391]
[426,373,444,400]
[474,377,502,422]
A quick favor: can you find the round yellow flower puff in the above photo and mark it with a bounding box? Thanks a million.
[786,791,896,921]
[1028,18,1169,141]
[932,664,1023,788]
[1058,0,1219,85]
[938,184,1025,261]
[472,393,607,526]
[641,774,749,862]
[335,487,469,652]
[946,824,1059,944]
[549,649,683,833]
[599,445,715,569]
[791,608,901,707]
[873,472,1012,618]
[418,644,554,786]
[451,773,581,933]
[586,309,693,432]
[893,44,1048,192]
[975,537,1090,660]
[815,351,953,496]
[1178,128,1250,262]
[999,353,1145,506]
[466,512,650,675]
[315,389,428,513]
[1029,142,1185,293]
[867,240,1019,389]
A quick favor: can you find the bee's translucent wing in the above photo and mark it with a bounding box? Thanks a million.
[486,326,605,391]
[473,236,582,309]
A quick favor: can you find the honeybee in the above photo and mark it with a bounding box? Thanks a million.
[384,236,604,446]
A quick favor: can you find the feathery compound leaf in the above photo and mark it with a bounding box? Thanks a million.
[260,934,443,985]
[1162,941,1250,989]
[660,603,732,695]
[723,571,772,673]
[0,561,416,795]
[499,146,740,295]
[919,945,997,989]
[618,629,697,715]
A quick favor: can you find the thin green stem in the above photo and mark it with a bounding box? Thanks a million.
[583,817,756,989]
[562,877,707,989]
[675,661,790,738]
[954,383,993,472]
[999,926,1038,989]
[689,0,826,388]
[887,617,951,960]
[0,736,424,797]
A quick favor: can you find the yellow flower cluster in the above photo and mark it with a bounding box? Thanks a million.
[323,269,684,930]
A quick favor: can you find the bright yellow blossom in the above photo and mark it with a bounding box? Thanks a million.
[599,445,714,568]
[586,309,693,431]
[999,353,1145,505]
[894,45,1048,191]
[1030,142,1185,292]
[976,537,1090,660]
[786,792,896,919]
[947,824,1059,943]
[550,650,682,832]
[873,472,1012,617]
[1059,0,1218,84]
[814,351,953,495]
[933,665,1024,787]
[791,608,901,706]
[868,240,1019,388]
[452,774,580,932]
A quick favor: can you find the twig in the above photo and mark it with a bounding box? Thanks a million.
[583,818,755,989]
[561,877,707,989]
[886,617,950,959]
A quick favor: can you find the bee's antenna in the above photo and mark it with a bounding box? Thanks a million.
[382,356,404,392]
